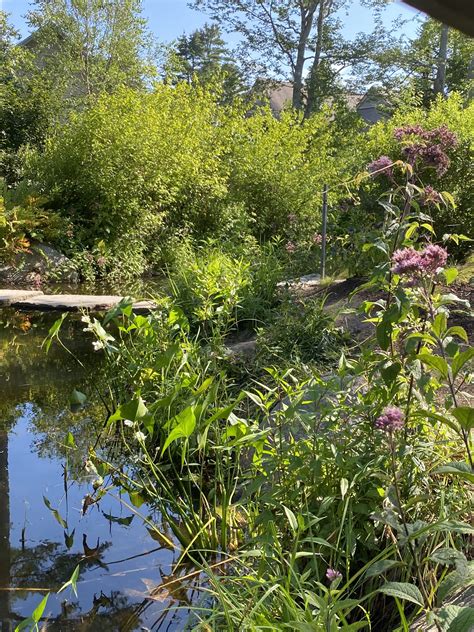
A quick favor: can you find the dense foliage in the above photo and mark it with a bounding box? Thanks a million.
[60,162,473,630]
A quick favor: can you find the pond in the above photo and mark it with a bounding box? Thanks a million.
[0,309,198,631]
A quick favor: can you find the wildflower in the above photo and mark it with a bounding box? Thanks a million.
[421,186,442,206]
[287,213,297,224]
[391,247,423,275]
[96,256,106,267]
[375,407,405,432]
[367,155,393,178]
[92,340,105,351]
[312,233,323,245]
[419,244,448,273]
[285,241,296,253]
[134,430,146,442]
[394,124,424,140]
[326,568,342,582]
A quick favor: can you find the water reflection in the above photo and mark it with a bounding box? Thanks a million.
[0,309,197,630]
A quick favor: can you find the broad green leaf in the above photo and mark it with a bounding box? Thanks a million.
[417,352,448,378]
[377,581,424,606]
[433,312,447,338]
[452,348,474,378]
[381,360,402,386]
[161,406,196,454]
[108,397,148,424]
[452,407,474,431]
[438,606,474,632]
[443,267,458,285]
[129,491,145,508]
[377,321,392,351]
[445,326,468,343]
[434,462,474,483]
[364,559,402,579]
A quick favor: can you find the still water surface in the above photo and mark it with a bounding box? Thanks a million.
[0,309,197,631]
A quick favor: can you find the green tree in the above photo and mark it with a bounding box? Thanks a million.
[368,18,474,108]
[26,0,155,99]
[168,23,245,101]
[191,0,390,114]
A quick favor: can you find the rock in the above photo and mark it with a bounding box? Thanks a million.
[225,339,257,359]
[0,242,79,285]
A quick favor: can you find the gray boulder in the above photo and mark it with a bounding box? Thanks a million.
[0,242,79,285]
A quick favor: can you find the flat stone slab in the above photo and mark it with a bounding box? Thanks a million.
[0,290,44,306]
[5,293,156,314]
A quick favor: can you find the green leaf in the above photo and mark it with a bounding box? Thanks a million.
[70,389,87,412]
[381,360,402,386]
[377,581,424,606]
[64,529,75,549]
[282,505,298,532]
[340,478,349,499]
[108,396,148,424]
[43,496,68,529]
[377,321,392,351]
[452,407,474,431]
[432,312,447,338]
[445,326,469,343]
[417,352,449,378]
[103,512,134,526]
[452,348,474,378]
[443,267,458,285]
[161,406,196,454]
[434,462,474,483]
[129,491,145,508]
[364,559,402,579]
[58,564,80,598]
[438,606,474,632]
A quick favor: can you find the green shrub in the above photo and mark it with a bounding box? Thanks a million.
[256,296,345,366]
[28,84,233,277]
[363,94,474,249]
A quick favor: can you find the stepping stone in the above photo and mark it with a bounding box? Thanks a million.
[8,294,156,314]
[0,290,44,306]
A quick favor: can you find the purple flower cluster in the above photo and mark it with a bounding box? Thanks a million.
[326,568,342,582]
[393,125,458,177]
[375,407,405,433]
[391,244,448,277]
[367,155,393,179]
[421,186,443,206]
[420,244,448,273]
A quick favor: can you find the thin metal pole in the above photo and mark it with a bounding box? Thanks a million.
[321,184,328,280]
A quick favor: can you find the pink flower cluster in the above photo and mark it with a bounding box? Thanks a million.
[312,233,323,245]
[421,186,443,206]
[391,244,448,276]
[285,241,296,253]
[367,155,393,179]
[393,125,458,177]
[375,407,405,432]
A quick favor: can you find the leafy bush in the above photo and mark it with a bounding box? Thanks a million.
[28,84,232,277]
[256,296,345,366]
[363,94,474,249]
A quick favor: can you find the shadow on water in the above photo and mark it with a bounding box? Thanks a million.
[0,309,199,631]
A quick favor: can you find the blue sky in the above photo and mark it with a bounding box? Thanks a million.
[2,0,422,44]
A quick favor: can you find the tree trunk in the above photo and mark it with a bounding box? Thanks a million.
[305,0,326,117]
[292,4,318,110]
[433,24,449,96]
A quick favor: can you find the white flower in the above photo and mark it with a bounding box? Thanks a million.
[124,419,134,427]
[134,431,146,442]
[92,340,105,351]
